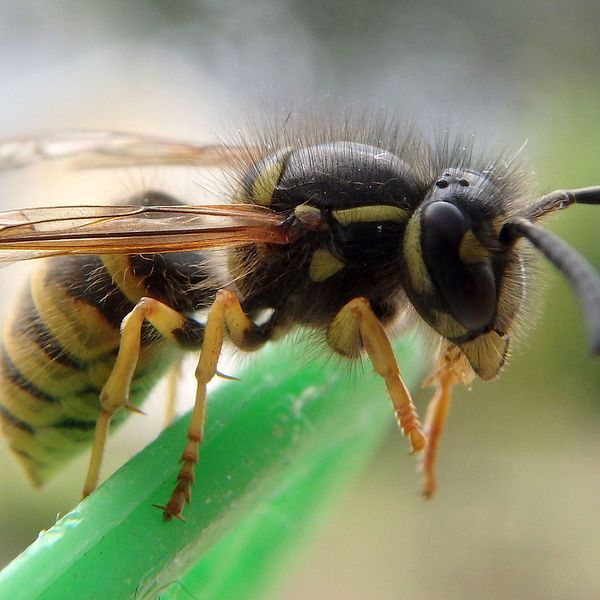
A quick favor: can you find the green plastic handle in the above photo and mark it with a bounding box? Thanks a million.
[0,337,423,600]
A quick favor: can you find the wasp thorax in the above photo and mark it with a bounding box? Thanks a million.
[403,168,517,380]
[241,142,423,212]
[234,141,428,329]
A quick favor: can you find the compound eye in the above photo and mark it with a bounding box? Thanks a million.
[422,201,465,247]
[421,202,497,333]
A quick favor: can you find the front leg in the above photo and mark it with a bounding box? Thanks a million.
[327,297,426,454]
[419,349,471,498]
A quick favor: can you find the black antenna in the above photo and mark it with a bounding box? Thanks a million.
[501,217,600,355]
[569,186,600,205]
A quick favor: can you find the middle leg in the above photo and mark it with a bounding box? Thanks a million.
[159,289,273,520]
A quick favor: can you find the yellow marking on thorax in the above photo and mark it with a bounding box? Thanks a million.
[251,159,285,206]
[294,204,321,220]
[101,255,148,304]
[309,248,345,282]
[332,205,408,227]
[293,204,326,230]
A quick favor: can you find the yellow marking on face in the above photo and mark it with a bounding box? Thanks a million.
[491,215,506,235]
[403,215,434,295]
[430,310,468,340]
[459,330,509,381]
[251,158,285,206]
[332,205,409,226]
[309,248,345,282]
[494,257,524,333]
[459,230,490,264]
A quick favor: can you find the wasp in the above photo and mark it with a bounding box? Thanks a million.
[0,123,597,521]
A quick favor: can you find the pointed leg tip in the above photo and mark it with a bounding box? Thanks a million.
[215,369,240,381]
[152,503,186,522]
[125,402,146,416]
[409,431,427,454]
[421,488,435,501]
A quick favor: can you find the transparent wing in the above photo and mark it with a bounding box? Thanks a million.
[0,203,289,261]
[0,130,261,171]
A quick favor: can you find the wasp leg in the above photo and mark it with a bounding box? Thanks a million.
[82,297,204,499]
[419,350,467,498]
[327,297,426,454]
[160,289,270,521]
[164,356,183,427]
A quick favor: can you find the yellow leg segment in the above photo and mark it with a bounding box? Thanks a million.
[329,298,426,454]
[82,297,196,499]
[419,349,469,498]
[164,357,183,427]
[159,289,256,521]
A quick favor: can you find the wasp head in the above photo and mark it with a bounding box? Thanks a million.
[403,168,527,380]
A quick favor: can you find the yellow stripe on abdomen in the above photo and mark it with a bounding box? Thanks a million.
[31,263,122,361]
[0,254,182,486]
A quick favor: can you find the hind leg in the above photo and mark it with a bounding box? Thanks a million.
[82,297,204,498]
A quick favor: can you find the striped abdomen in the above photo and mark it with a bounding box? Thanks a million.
[0,236,215,485]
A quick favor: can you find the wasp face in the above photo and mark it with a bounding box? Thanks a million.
[403,168,525,380]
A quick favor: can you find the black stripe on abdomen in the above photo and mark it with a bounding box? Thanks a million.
[0,404,35,434]
[11,287,83,370]
[0,349,58,404]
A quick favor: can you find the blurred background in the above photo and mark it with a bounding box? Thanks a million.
[0,1,598,598]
